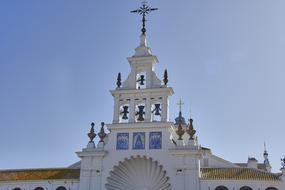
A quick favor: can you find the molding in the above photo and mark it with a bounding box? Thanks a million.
[110,87,174,97]
[106,121,174,130]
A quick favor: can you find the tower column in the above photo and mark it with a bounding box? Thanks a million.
[146,67,152,88]
[161,96,168,122]
[113,96,119,123]
[145,97,151,122]
[129,98,135,122]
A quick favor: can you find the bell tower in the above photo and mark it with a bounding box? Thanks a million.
[111,33,174,124]
[111,3,173,124]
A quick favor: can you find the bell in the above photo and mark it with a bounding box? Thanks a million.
[153,104,161,116]
[137,75,145,86]
[120,106,129,120]
[136,105,145,121]
[140,75,145,85]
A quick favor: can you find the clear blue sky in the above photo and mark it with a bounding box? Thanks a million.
[0,0,284,172]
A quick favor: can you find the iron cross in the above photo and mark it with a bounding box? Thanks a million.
[177,99,184,113]
[131,1,158,35]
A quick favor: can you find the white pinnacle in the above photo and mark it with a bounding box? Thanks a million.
[134,34,152,57]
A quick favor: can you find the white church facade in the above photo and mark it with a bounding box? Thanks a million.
[1,2,285,190]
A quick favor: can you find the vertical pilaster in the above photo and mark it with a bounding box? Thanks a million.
[161,96,168,122]
[170,150,201,190]
[77,150,106,190]
[145,97,151,122]
[130,66,137,89]
[129,98,135,122]
[146,67,152,88]
[113,96,119,123]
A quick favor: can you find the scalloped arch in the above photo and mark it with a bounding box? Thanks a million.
[105,155,171,190]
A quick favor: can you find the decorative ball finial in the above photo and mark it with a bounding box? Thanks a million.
[186,117,196,140]
[163,69,168,86]
[176,123,185,140]
[98,122,107,143]
[88,122,96,143]
[117,72,122,88]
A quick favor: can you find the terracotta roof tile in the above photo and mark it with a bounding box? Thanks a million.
[201,168,280,181]
[0,168,80,181]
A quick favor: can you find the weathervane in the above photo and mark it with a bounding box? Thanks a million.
[131,1,158,35]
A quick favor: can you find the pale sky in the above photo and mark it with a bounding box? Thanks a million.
[0,0,284,172]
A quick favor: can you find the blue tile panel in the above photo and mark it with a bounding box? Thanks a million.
[149,131,162,149]
[116,133,129,150]
[133,132,145,149]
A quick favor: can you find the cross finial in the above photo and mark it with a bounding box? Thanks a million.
[131,1,158,35]
[264,142,267,151]
[177,99,184,113]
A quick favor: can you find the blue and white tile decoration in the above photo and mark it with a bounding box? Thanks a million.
[133,132,145,150]
[149,131,162,149]
[116,133,129,150]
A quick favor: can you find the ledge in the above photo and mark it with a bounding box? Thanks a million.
[106,121,174,130]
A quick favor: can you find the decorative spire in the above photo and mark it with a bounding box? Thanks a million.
[131,1,158,35]
[264,142,268,156]
[281,156,285,169]
[88,122,96,143]
[186,117,196,140]
[163,69,168,86]
[263,142,271,172]
[98,122,107,143]
[176,123,185,140]
[175,99,186,125]
[116,72,122,88]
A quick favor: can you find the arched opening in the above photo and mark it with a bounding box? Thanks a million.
[56,186,67,190]
[136,71,146,89]
[240,186,253,190]
[135,103,146,122]
[13,188,21,190]
[265,187,278,190]
[119,104,130,123]
[106,156,171,190]
[215,186,229,190]
[34,187,45,190]
[151,102,162,122]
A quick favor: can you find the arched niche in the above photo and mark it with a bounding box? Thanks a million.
[55,186,67,190]
[215,186,229,190]
[240,186,253,190]
[12,188,21,190]
[265,187,279,190]
[34,187,45,190]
